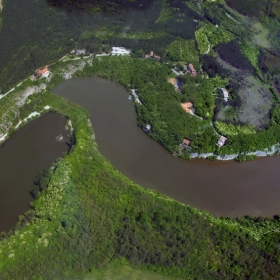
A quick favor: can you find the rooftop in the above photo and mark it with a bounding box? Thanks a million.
[220,88,229,101]
[188,64,197,77]
[37,68,48,76]
[181,102,194,114]
[182,139,190,146]
[217,136,227,147]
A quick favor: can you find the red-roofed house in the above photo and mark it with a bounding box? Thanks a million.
[187,64,197,77]
[182,138,190,147]
[181,102,194,115]
[37,68,49,78]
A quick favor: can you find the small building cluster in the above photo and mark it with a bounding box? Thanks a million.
[172,63,198,77]
[144,51,161,60]
[216,136,227,147]
[111,47,131,56]
[180,102,194,115]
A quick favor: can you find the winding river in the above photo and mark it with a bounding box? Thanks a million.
[52,77,280,218]
[0,113,70,232]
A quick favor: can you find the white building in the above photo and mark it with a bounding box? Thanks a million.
[216,136,227,147]
[41,70,51,78]
[76,49,86,55]
[111,47,131,56]
[220,88,229,102]
[143,124,151,132]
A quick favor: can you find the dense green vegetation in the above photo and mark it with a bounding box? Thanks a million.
[0,88,280,279]
[0,0,280,277]
[195,23,233,55]
[239,41,262,76]
[215,121,256,136]
[166,38,198,62]
[181,75,227,119]
[0,0,202,93]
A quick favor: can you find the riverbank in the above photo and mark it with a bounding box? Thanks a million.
[190,143,280,161]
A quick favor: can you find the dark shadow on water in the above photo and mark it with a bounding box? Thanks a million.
[65,142,72,150]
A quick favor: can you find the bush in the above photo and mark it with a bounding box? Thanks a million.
[167,38,199,62]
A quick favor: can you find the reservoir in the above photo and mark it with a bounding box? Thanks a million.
[0,113,70,232]
[53,77,280,218]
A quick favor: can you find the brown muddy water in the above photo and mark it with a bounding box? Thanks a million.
[0,113,70,232]
[53,77,280,218]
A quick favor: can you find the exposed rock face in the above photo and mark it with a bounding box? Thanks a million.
[61,61,87,80]
[190,144,280,161]
[16,84,47,106]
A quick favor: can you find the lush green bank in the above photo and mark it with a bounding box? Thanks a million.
[0,88,280,279]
